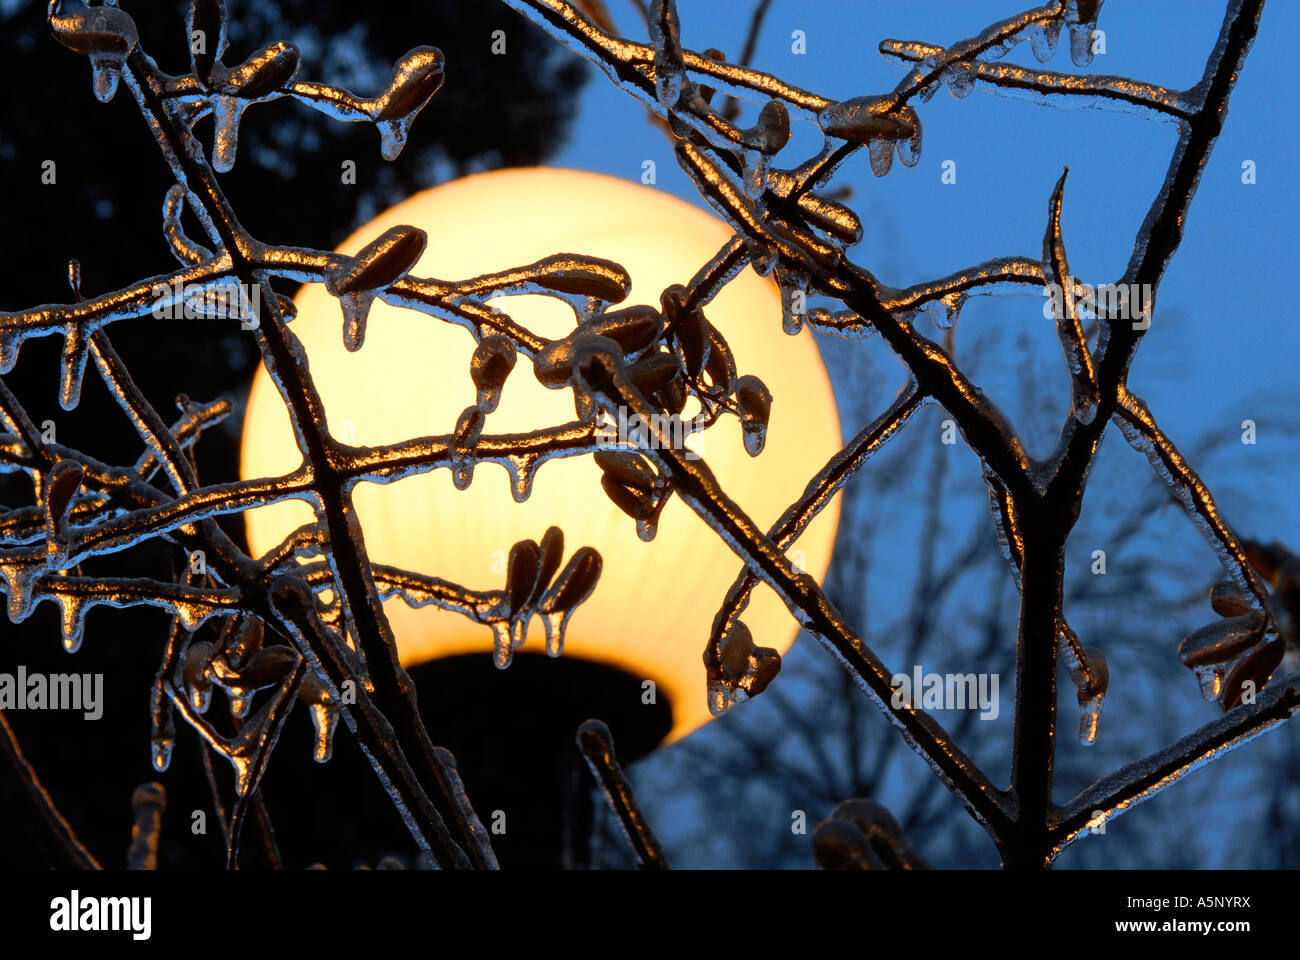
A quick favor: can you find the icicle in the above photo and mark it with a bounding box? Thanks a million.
[505,454,538,503]
[867,137,894,177]
[1026,20,1062,62]
[489,620,512,668]
[1194,663,1226,701]
[1068,647,1108,746]
[943,64,975,99]
[0,561,39,623]
[150,736,174,774]
[309,700,339,762]
[58,595,86,653]
[210,96,246,173]
[895,108,923,167]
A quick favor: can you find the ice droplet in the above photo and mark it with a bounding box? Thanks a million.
[338,291,376,352]
[867,137,894,177]
[541,610,568,657]
[944,64,975,99]
[59,596,86,653]
[309,700,339,763]
[376,115,416,162]
[490,620,513,669]
[1068,22,1095,68]
[635,514,659,542]
[150,736,174,773]
[0,562,38,623]
[1026,21,1062,62]
[1077,692,1103,746]
[506,455,537,503]
[895,112,923,167]
[1195,663,1225,701]
[451,460,474,491]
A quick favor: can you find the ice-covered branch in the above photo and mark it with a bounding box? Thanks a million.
[573,345,1014,836]
[576,719,669,869]
[881,40,1193,122]
[1052,671,1300,856]
[1113,387,1270,608]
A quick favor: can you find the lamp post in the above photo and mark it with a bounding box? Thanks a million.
[240,167,842,865]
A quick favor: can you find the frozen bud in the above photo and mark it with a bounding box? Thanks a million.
[528,256,630,303]
[371,46,445,122]
[818,95,914,145]
[600,473,650,521]
[44,459,83,525]
[1221,634,1285,711]
[227,614,264,666]
[794,191,863,245]
[719,621,755,680]
[627,351,680,396]
[742,100,791,155]
[533,527,565,605]
[470,336,517,413]
[719,620,780,696]
[49,3,140,102]
[183,641,215,713]
[542,547,602,614]
[217,41,299,98]
[595,451,657,493]
[813,819,881,870]
[534,333,623,389]
[506,539,541,612]
[328,225,427,297]
[1179,613,1267,668]
[587,305,663,354]
[704,327,736,391]
[1068,647,1109,700]
[656,376,688,416]
[734,375,773,456]
[1209,581,1254,618]
[452,405,484,448]
[229,646,298,690]
[676,307,711,379]
[1243,539,1290,583]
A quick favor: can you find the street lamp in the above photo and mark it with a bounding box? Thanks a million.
[240,167,842,864]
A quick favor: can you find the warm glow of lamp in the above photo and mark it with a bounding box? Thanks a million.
[240,167,841,742]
